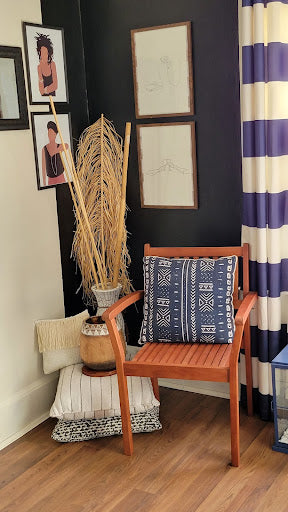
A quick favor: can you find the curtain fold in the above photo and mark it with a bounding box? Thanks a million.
[239,0,288,420]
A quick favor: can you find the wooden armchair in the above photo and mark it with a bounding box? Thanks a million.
[102,244,257,467]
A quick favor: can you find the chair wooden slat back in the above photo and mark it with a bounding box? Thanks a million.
[144,243,249,310]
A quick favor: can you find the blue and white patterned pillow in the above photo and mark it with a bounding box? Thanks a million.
[140,255,237,344]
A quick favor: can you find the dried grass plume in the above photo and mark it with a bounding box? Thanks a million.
[72,115,132,306]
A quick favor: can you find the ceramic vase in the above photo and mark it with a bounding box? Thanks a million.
[91,283,125,335]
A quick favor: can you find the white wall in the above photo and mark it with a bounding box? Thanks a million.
[0,0,65,449]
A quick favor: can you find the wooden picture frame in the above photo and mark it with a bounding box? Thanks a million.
[31,112,73,190]
[0,46,29,131]
[137,122,198,209]
[131,22,194,119]
[22,22,69,105]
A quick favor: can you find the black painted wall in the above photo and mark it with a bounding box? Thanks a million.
[80,0,242,342]
[42,0,242,343]
[41,0,89,315]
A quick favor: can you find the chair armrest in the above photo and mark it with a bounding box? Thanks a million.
[230,292,257,366]
[235,292,257,326]
[102,290,144,322]
[102,290,144,364]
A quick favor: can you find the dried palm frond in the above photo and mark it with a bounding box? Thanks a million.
[49,97,132,306]
[72,115,132,306]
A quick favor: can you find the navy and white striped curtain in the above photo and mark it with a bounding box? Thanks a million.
[239,0,288,420]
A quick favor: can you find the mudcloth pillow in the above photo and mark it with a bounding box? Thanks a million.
[51,407,162,443]
[140,255,237,344]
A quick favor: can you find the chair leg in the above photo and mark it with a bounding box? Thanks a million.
[244,321,253,416]
[230,366,240,467]
[151,376,160,401]
[117,367,133,455]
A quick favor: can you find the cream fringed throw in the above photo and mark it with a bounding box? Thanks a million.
[36,310,88,353]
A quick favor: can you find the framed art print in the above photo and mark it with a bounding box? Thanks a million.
[31,112,73,190]
[22,22,68,104]
[0,46,29,130]
[131,22,194,118]
[137,122,198,209]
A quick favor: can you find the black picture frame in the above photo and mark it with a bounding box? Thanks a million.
[31,112,73,191]
[22,22,69,105]
[0,46,29,131]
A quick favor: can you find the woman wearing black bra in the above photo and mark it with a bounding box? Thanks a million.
[42,121,68,187]
[36,33,58,97]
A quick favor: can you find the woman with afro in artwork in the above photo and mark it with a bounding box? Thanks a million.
[36,33,58,96]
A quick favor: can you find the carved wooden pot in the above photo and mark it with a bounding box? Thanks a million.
[80,315,125,371]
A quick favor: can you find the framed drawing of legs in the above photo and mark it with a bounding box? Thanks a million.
[137,122,198,209]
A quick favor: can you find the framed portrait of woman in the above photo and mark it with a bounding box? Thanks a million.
[22,22,68,105]
[31,112,73,190]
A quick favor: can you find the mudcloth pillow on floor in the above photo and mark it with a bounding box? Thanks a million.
[140,255,237,344]
[51,407,162,442]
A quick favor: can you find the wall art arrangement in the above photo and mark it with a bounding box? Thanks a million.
[131,21,198,209]
[0,45,29,130]
[31,112,73,190]
[21,20,71,190]
[131,22,194,119]
[22,22,68,105]
[137,122,197,209]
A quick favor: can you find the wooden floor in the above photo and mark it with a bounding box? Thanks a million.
[0,387,287,512]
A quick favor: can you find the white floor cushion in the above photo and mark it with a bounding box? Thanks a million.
[50,363,160,420]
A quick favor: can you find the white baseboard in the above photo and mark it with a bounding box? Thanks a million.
[0,373,58,451]
[158,378,229,399]
[0,411,51,451]
[127,345,230,400]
